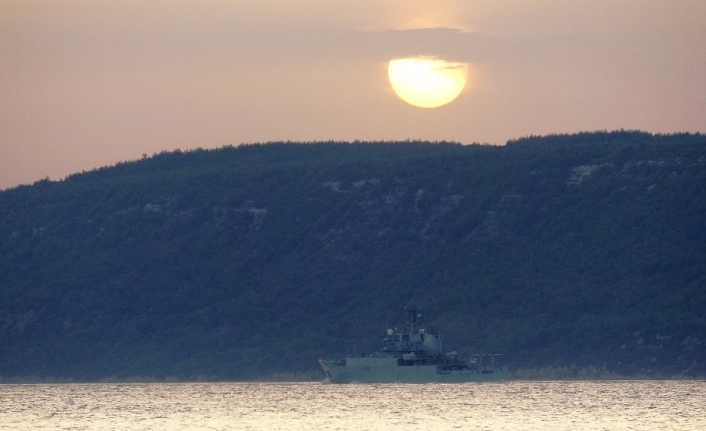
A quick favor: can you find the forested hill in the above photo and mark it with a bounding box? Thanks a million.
[1,131,705,381]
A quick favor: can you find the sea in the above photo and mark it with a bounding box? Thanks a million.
[1,380,704,430]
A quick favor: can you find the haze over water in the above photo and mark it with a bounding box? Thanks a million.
[1,381,704,430]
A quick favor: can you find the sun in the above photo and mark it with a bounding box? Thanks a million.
[388,57,468,108]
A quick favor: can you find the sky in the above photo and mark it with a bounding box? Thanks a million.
[1,0,705,189]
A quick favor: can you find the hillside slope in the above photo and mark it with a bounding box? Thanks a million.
[1,131,705,380]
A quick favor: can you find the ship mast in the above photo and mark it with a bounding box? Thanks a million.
[405,300,422,329]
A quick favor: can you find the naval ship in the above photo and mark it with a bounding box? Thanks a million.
[319,302,505,383]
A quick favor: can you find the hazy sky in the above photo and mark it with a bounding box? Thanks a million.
[2,0,705,189]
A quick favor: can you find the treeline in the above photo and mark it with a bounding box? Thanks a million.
[0,131,704,381]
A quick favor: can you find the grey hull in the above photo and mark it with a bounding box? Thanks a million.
[319,357,505,384]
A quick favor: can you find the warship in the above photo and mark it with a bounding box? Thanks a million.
[319,302,505,383]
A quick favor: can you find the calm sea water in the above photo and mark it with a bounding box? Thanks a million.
[1,381,704,430]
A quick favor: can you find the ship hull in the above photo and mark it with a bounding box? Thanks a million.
[319,357,505,384]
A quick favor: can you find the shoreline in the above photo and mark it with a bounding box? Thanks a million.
[2,369,704,384]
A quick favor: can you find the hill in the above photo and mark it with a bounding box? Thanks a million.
[1,131,705,381]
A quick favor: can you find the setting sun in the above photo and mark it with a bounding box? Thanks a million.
[388,57,468,108]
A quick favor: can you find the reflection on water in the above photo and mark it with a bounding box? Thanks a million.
[1,381,704,430]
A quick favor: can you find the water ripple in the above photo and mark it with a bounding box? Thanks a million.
[0,381,704,430]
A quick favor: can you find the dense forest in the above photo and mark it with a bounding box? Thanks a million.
[1,131,705,381]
